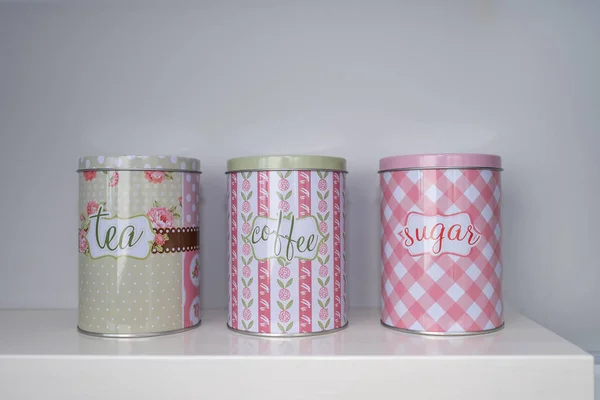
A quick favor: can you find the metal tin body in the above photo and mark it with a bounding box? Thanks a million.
[77,155,201,337]
[379,154,503,335]
[226,155,348,336]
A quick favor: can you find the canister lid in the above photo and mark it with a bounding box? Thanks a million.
[226,155,347,172]
[77,155,201,173]
[379,153,502,171]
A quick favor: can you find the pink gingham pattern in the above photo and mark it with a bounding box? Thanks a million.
[381,168,503,333]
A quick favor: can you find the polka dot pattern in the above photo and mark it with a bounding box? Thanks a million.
[183,173,201,228]
[78,258,183,334]
[182,172,201,326]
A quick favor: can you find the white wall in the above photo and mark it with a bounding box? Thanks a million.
[0,0,599,350]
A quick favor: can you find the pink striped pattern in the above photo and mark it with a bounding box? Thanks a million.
[258,171,271,333]
[182,173,200,328]
[298,170,312,333]
[333,172,342,328]
[230,172,238,329]
[341,173,348,326]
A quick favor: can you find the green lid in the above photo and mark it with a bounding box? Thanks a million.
[77,155,201,172]
[226,155,347,172]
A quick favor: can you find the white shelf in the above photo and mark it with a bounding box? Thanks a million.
[596,366,600,400]
[0,309,594,399]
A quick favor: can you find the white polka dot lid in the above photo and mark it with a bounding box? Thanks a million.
[77,155,201,172]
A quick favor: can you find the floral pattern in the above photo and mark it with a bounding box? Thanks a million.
[108,171,119,187]
[86,200,99,216]
[238,171,255,331]
[342,176,347,326]
[78,167,201,335]
[83,171,96,181]
[276,257,294,333]
[317,255,331,330]
[99,170,120,187]
[227,169,346,335]
[240,273,255,330]
[154,233,167,247]
[144,170,174,184]
[147,200,181,253]
[316,171,332,331]
[79,236,88,254]
[192,258,199,279]
[229,173,238,329]
[276,171,293,218]
[275,172,295,333]
[189,296,201,326]
[189,254,201,290]
[78,200,105,255]
[193,302,200,320]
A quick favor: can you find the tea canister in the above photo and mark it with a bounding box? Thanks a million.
[379,153,503,335]
[227,155,348,336]
[77,155,201,337]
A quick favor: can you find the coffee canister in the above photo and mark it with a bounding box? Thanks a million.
[379,154,503,335]
[227,155,348,336]
[77,155,201,337]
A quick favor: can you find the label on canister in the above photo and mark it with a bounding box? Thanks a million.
[227,164,347,336]
[77,155,201,336]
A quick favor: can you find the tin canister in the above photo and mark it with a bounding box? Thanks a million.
[77,155,201,337]
[379,154,503,335]
[227,155,348,336]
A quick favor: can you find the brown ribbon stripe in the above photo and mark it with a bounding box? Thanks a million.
[152,227,199,254]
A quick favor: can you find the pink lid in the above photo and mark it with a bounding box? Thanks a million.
[379,153,502,171]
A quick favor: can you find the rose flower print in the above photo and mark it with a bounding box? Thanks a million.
[144,170,174,184]
[79,237,88,254]
[147,200,181,253]
[108,171,119,187]
[147,207,175,229]
[83,171,96,181]
[86,200,99,216]
[78,201,104,256]
[154,233,166,246]
[192,259,199,279]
